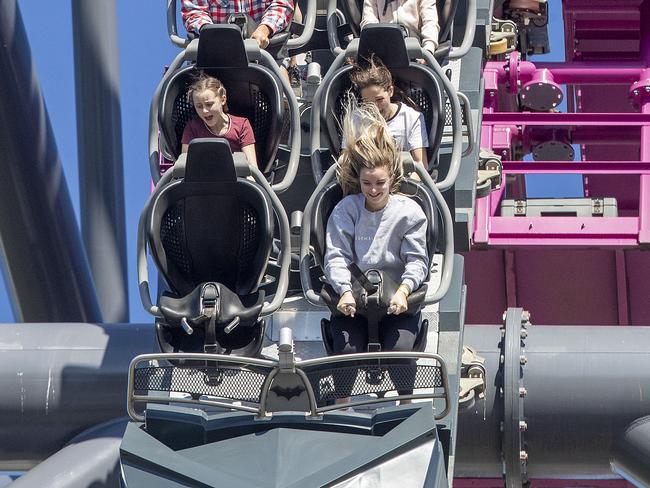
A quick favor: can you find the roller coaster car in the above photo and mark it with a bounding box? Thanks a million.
[138,138,291,356]
[313,24,445,177]
[159,25,284,175]
[122,328,452,487]
[308,176,440,355]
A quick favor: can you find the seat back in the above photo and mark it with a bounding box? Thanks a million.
[148,139,274,298]
[320,26,444,167]
[159,26,283,173]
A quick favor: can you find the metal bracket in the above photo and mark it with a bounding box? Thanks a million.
[459,346,486,408]
[490,18,518,57]
[477,149,503,198]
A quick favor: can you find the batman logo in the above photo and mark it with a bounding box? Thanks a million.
[270,384,305,400]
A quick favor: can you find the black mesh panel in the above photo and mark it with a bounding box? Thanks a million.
[134,364,270,403]
[172,79,196,154]
[304,362,443,405]
[238,204,261,286]
[160,201,192,278]
[408,86,433,137]
[251,88,272,163]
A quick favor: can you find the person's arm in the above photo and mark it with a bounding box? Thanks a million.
[361,0,381,28]
[180,120,195,154]
[239,118,258,167]
[399,208,429,293]
[410,147,427,168]
[181,0,213,36]
[241,144,258,167]
[408,111,429,166]
[324,200,357,296]
[259,0,294,36]
[418,0,440,53]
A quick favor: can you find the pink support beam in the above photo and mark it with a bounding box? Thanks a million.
[482,111,650,126]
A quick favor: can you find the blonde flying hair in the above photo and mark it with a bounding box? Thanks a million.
[337,97,403,196]
[187,72,229,112]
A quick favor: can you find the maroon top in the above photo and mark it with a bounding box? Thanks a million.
[181,115,256,153]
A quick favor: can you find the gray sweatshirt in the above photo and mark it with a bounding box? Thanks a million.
[324,193,430,296]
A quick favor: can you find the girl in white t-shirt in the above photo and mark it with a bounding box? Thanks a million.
[349,56,429,168]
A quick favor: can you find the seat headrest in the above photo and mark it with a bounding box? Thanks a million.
[358,25,410,68]
[197,25,248,68]
[185,138,237,182]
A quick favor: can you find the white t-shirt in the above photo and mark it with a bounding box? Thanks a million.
[385,102,428,152]
[341,102,428,152]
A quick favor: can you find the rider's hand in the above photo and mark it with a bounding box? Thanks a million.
[337,290,356,317]
[250,24,272,49]
[387,285,410,315]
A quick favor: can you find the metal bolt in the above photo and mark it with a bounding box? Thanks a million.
[521,310,530,323]
[520,450,528,461]
[519,387,527,397]
[519,421,528,431]
[520,355,528,365]
[645,86,650,93]
[634,89,640,96]
[501,329,506,338]
[520,329,528,339]
[500,354,505,364]
[500,421,505,432]
[499,387,505,398]
[502,311,507,321]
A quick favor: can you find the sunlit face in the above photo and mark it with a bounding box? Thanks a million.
[360,84,394,119]
[192,89,227,128]
[360,166,392,211]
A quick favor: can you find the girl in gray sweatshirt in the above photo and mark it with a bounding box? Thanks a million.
[322,100,430,389]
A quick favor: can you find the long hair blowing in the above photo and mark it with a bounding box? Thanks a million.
[337,97,403,196]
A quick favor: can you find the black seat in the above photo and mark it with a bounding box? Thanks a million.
[317,25,444,173]
[309,178,439,354]
[334,0,458,59]
[146,139,274,355]
[159,25,284,175]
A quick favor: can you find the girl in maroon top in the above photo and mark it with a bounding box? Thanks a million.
[181,73,257,167]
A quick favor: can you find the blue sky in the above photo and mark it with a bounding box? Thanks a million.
[0,2,572,323]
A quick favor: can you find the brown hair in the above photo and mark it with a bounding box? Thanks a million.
[337,97,403,196]
[348,55,420,111]
[349,55,393,92]
[187,72,228,112]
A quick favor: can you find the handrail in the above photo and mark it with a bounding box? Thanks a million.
[447,0,477,60]
[422,48,463,192]
[167,0,190,48]
[127,350,450,422]
[457,91,475,158]
[148,41,198,183]
[258,47,301,193]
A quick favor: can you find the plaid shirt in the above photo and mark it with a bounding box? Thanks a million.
[182,0,294,36]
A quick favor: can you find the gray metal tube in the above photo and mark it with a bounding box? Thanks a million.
[611,416,650,487]
[0,1,102,323]
[72,0,129,323]
[8,419,127,488]
[456,324,650,479]
[0,323,156,470]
